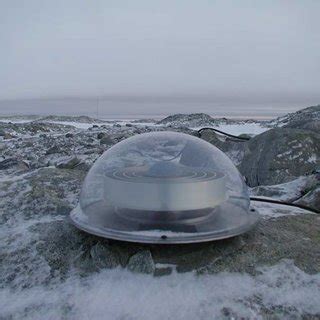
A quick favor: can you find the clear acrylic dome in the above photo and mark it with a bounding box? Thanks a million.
[70,132,259,243]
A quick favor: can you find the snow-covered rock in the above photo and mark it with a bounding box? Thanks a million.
[239,128,320,186]
[268,104,320,128]
[250,175,318,201]
[157,113,215,127]
[127,250,155,274]
[198,129,246,165]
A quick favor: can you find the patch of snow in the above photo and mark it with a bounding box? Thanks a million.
[0,119,32,124]
[250,176,311,202]
[308,154,317,163]
[276,150,292,158]
[43,120,160,129]
[0,260,319,320]
[155,263,177,269]
[252,200,311,218]
[45,120,103,129]
[192,123,268,136]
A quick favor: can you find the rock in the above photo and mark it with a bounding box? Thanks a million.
[268,104,320,128]
[295,183,320,212]
[46,145,60,155]
[200,129,246,165]
[3,133,14,139]
[125,123,133,127]
[38,115,102,124]
[284,119,320,133]
[127,250,155,274]
[97,132,105,139]
[0,167,85,223]
[112,133,128,141]
[239,128,320,186]
[34,220,86,277]
[250,174,320,202]
[238,133,252,139]
[56,157,82,169]
[89,242,119,269]
[164,214,320,275]
[154,266,173,276]
[28,123,50,134]
[157,113,215,127]
[0,158,29,170]
[100,135,114,145]
[65,133,74,138]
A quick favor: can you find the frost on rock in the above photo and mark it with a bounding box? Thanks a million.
[89,242,120,270]
[127,250,155,274]
[239,128,320,186]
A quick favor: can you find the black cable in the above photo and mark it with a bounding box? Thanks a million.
[250,196,320,214]
[197,127,251,141]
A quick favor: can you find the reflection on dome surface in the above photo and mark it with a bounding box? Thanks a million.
[70,131,259,243]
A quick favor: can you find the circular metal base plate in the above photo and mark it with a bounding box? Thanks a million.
[70,202,259,244]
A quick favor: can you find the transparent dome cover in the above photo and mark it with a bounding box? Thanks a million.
[70,132,259,243]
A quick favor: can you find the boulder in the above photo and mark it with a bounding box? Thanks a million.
[89,242,120,270]
[100,135,114,145]
[3,133,14,139]
[199,129,246,165]
[250,174,320,202]
[268,104,320,127]
[56,157,82,169]
[0,158,29,171]
[46,145,60,155]
[65,133,74,138]
[239,128,320,186]
[294,183,320,212]
[157,113,215,127]
[97,132,105,139]
[284,119,320,133]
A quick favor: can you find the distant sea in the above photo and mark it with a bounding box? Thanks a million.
[0,96,317,120]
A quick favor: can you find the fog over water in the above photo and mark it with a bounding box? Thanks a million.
[1,1,320,118]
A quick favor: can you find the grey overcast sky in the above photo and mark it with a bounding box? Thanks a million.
[1,0,320,103]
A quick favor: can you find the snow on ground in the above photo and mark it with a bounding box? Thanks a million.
[250,176,310,202]
[0,182,318,320]
[0,117,269,135]
[191,123,268,136]
[46,120,103,129]
[0,119,33,124]
[0,118,162,130]
[251,200,311,218]
[0,118,98,129]
[1,260,320,320]
[46,120,163,129]
[217,123,268,135]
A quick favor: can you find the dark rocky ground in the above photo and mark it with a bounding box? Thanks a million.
[0,105,320,319]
